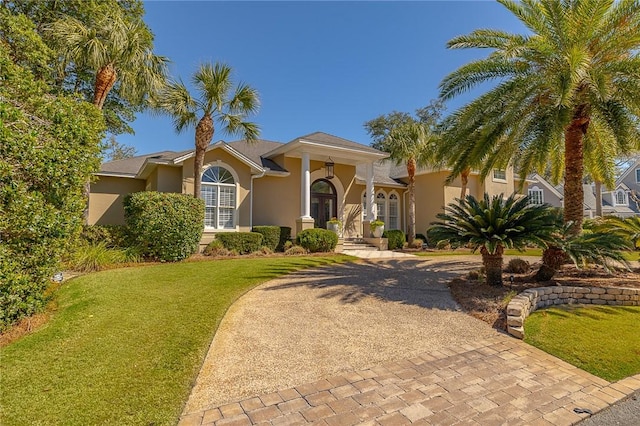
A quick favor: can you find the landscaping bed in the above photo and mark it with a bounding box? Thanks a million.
[449,260,640,331]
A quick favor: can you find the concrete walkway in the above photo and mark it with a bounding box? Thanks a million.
[343,250,418,259]
[179,258,640,425]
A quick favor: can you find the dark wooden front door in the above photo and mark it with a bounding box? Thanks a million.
[310,179,337,229]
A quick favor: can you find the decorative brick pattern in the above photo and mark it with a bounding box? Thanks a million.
[506,286,640,339]
[179,337,640,425]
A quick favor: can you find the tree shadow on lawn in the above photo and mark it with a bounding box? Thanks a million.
[258,258,483,311]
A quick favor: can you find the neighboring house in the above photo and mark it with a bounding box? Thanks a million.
[523,158,640,218]
[89,131,522,244]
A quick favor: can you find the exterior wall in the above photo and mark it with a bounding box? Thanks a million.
[145,168,158,191]
[156,165,182,193]
[482,167,515,197]
[88,176,145,225]
[412,172,447,237]
[182,149,253,231]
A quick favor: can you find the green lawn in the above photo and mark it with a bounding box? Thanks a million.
[524,305,640,382]
[0,255,353,426]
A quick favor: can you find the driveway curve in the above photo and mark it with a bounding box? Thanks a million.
[184,256,500,413]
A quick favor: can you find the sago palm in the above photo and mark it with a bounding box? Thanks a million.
[428,193,558,286]
[439,0,640,233]
[587,215,640,249]
[48,9,168,110]
[153,62,260,197]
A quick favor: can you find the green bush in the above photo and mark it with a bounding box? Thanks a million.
[383,229,406,250]
[252,226,280,251]
[0,41,105,330]
[124,192,204,262]
[80,225,130,248]
[296,228,338,253]
[285,245,308,255]
[278,226,292,252]
[215,232,263,254]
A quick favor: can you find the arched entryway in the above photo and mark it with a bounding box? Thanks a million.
[311,179,337,229]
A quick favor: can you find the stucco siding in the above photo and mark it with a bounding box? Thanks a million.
[413,173,447,237]
[88,176,145,225]
[156,165,182,193]
[482,167,515,197]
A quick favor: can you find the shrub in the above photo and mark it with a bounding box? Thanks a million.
[80,225,130,248]
[285,245,308,255]
[67,242,141,272]
[436,240,451,250]
[252,246,274,256]
[505,258,530,274]
[252,226,280,251]
[0,43,105,330]
[410,238,424,249]
[383,229,406,250]
[283,240,294,251]
[278,227,292,252]
[203,240,230,257]
[296,228,338,253]
[124,192,204,262]
[215,232,263,254]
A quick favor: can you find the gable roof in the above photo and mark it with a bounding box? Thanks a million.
[264,131,388,161]
[99,150,188,177]
[616,156,640,185]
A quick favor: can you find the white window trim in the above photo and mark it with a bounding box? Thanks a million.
[614,189,628,206]
[387,190,400,230]
[375,190,387,223]
[201,162,240,231]
[635,168,640,184]
[492,169,507,182]
[528,186,544,205]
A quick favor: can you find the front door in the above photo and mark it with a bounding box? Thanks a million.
[310,179,337,229]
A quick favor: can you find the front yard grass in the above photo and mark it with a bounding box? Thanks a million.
[0,255,353,426]
[524,305,640,382]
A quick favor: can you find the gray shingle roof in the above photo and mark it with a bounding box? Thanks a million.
[295,132,385,155]
[226,139,288,172]
[99,151,184,176]
[355,161,407,187]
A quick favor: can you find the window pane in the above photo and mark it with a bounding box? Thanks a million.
[204,207,216,228]
[311,180,334,194]
[201,186,217,207]
[219,208,234,229]
[219,186,235,208]
[493,169,506,180]
[389,200,398,230]
[202,166,235,184]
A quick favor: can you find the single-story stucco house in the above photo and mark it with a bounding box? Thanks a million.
[89,131,521,246]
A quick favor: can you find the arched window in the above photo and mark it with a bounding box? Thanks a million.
[201,166,236,229]
[388,193,399,230]
[528,186,544,205]
[615,190,627,206]
[376,192,386,223]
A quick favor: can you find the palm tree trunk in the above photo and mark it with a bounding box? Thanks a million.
[407,157,416,244]
[564,113,589,234]
[193,114,215,198]
[93,63,117,110]
[595,181,602,217]
[460,167,470,198]
[481,245,503,286]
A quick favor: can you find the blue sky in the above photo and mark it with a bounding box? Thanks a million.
[120,1,527,154]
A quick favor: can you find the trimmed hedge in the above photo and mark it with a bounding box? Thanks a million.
[296,228,338,253]
[124,192,204,262]
[252,226,280,251]
[216,232,263,254]
[278,227,292,252]
[383,229,406,250]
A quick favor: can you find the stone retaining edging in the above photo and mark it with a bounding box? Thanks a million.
[507,286,640,339]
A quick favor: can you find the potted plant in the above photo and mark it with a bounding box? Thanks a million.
[370,219,385,238]
[327,217,341,234]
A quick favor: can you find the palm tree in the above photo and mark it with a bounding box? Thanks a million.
[153,62,260,197]
[428,193,558,286]
[588,216,640,250]
[48,9,168,110]
[439,0,640,234]
[384,122,439,244]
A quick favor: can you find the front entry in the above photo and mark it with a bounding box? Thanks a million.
[310,179,337,229]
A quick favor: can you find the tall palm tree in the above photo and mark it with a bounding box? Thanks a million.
[383,121,438,244]
[48,9,168,110]
[439,0,640,234]
[428,193,558,286]
[153,62,260,197]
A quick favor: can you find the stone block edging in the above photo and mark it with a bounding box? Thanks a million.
[507,285,640,339]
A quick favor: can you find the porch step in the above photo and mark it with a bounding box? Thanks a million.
[342,238,379,252]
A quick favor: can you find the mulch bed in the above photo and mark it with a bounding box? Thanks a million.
[449,261,640,331]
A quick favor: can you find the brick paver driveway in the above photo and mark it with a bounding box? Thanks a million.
[180,257,640,425]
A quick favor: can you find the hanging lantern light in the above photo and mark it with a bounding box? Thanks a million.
[325,157,335,179]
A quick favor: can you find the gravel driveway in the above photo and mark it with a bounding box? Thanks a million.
[184,257,500,413]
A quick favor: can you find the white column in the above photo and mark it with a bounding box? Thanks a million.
[366,161,375,220]
[301,152,312,218]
